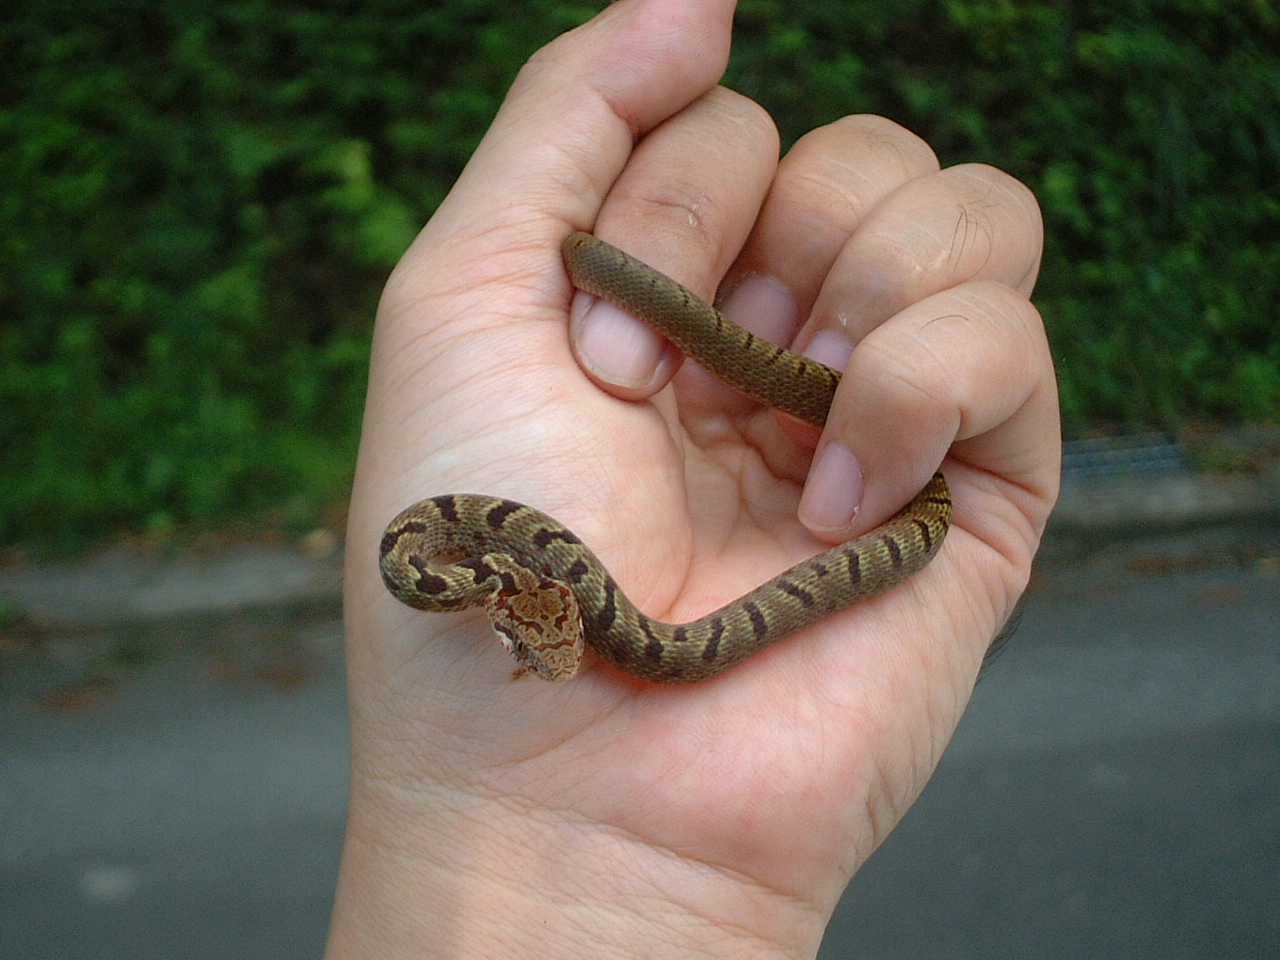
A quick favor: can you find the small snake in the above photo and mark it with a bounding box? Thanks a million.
[379,232,952,683]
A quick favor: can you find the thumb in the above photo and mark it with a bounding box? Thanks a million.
[349,0,739,616]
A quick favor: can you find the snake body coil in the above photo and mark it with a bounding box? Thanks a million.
[379,233,952,683]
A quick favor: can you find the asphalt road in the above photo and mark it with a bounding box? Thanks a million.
[1,522,1277,958]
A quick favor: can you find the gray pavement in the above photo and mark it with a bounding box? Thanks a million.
[0,651,347,959]
[822,537,1280,958]
[1,459,1278,958]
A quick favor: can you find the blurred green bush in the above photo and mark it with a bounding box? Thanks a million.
[2,0,1277,547]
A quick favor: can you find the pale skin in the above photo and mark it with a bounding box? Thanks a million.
[330,0,1059,957]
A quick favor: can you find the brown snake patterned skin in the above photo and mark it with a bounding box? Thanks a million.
[378,233,952,683]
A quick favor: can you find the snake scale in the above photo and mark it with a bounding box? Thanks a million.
[379,232,952,684]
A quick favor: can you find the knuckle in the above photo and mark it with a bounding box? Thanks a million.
[948,163,1044,231]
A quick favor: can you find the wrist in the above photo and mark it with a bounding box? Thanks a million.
[324,776,813,960]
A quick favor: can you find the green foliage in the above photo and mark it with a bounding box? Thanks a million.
[727,0,1280,433]
[0,0,603,547]
[1,0,1277,547]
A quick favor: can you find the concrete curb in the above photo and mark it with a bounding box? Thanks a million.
[2,467,1277,631]
[1048,467,1280,537]
[0,541,344,630]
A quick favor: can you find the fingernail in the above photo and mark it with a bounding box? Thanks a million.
[799,442,864,534]
[718,273,798,341]
[571,293,664,389]
[802,328,854,373]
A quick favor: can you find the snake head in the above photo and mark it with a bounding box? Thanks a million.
[482,559,584,682]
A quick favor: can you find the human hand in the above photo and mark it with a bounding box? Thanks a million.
[331,0,1058,957]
